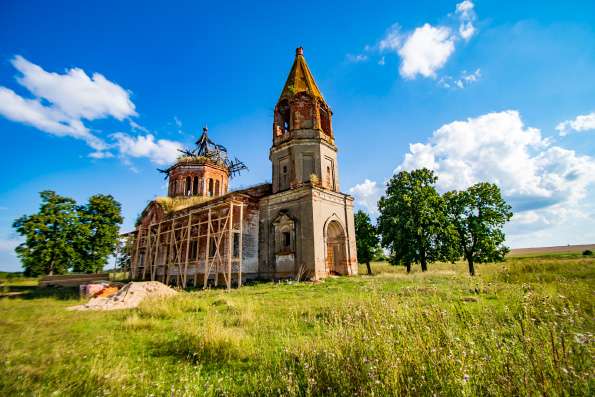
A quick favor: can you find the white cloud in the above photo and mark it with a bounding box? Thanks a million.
[349,179,382,214]
[556,112,595,136]
[0,56,187,166]
[397,110,595,232]
[346,54,368,63]
[398,24,456,79]
[378,24,403,52]
[0,55,137,153]
[12,56,136,121]
[129,119,150,133]
[455,1,476,41]
[88,151,114,159]
[111,132,182,165]
[373,1,478,80]
[439,68,481,89]
[0,87,106,150]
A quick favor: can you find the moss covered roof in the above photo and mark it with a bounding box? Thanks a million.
[155,196,213,214]
[279,48,325,103]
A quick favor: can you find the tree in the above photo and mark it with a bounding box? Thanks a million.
[13,191,79,276]
[74,194,123,273]
[354,210,380,275]
[444,182,513,276]
[115,236,133,272]
[377,169,448,272]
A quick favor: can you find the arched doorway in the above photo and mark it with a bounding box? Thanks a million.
[326,220,346,275]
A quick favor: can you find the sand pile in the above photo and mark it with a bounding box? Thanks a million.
[68,281,177,311]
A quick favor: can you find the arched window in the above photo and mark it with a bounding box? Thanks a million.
[320,107,331,136]
[208,178,214,197]
[192,176,199,196]
[170,180,176,196]
[278,100,290,132]
[185,176,192,196]
[215,180,220,196]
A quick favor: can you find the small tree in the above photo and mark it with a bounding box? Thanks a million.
[13,191,79,276]
[444,182,513,276]
[74,194,123,273]
[377,169,447,272]
[354,210,379,275]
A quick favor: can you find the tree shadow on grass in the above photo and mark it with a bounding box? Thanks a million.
[0,285,79,300]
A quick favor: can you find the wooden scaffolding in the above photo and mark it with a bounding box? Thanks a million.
[125,199,244,290]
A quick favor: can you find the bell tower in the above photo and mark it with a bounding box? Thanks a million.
[270,47,339,194]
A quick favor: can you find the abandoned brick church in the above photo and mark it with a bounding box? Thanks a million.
[126,48,357,288]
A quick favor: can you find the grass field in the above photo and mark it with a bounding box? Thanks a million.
[1,253,594,396]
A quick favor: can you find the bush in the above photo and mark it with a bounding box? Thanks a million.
[582,249,593,256]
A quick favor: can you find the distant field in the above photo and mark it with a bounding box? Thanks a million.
[1,256,594,396]
[510,243,595,256]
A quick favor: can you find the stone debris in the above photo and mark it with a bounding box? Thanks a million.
[68,281,176,311]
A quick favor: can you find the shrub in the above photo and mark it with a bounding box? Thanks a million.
[582,249,592,256]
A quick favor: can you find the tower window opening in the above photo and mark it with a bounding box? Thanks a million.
[279,101,290,133]
[170,180,176,196]
[185,176,192,196]
[320,107,331,136]
[208,178,214,197]
[215,180,220,196]
[193,176,199,196]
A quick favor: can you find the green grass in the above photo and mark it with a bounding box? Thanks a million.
[1,255,594,396]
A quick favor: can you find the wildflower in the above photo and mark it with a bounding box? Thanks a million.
[463,374,470,382]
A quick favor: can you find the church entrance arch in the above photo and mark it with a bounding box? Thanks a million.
[326,220,346,275]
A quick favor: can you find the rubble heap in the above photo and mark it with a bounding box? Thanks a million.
[68,281,177,311]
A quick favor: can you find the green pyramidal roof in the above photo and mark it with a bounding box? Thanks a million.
[279,47,325,103]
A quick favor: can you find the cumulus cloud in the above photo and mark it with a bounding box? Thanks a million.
[455,0,476,41]
[0,56,188,167]
[556,112,595,136]
[398,24,456,79]
[12,56,136,121]
[397,110,595,231]
[371,1,478,80]
[349,179,382,214]
[0,55,137,153]
[0,86,106,150]
[111,132,182,165]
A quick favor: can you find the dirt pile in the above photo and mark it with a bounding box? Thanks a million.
[68,281,177,311]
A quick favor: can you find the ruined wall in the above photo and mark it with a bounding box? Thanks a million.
[241,198,260,276]
[270,139,339,194]
[258,186,315,279]
[168,163,229,198]
[311,188,358,278]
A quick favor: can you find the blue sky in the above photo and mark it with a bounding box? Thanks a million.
[1,0,594,271]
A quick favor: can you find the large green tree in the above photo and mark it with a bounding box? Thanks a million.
[74,194,124,273]
[444,182,513,276]
[13,191,79,276]
[354,210,380,275]
[377,169,448,272]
